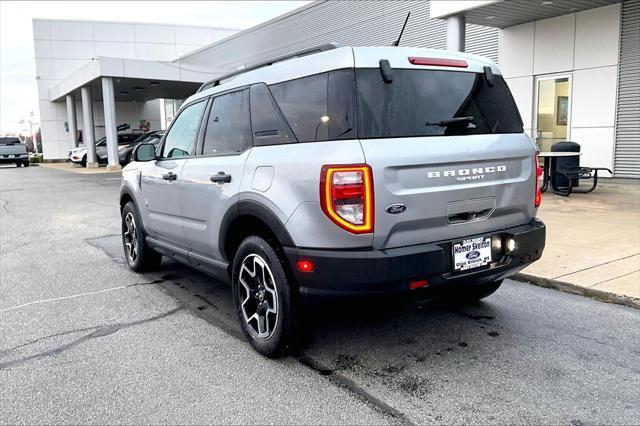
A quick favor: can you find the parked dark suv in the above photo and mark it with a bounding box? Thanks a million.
[119,131,164,166]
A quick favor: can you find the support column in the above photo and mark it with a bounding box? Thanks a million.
[446,14,466,52]
[80,86,98,168]
[65,94,78,149]
[101,77,121,171]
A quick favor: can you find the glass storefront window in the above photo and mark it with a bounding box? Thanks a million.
[535,77,571,152]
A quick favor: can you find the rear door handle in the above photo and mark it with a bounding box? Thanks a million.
[162,172,177,181]
[210,171,232,184]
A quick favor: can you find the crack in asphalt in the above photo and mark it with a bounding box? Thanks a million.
[0,326,101,357]
[0,307,182,370]
[82,199,116,208]
[297,355,414,425]
[1,239,56,258]
[0,279,167,313]
[0,198,17,217]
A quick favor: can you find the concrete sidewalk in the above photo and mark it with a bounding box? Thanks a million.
[38,162,122,174]
[518,179,640,305]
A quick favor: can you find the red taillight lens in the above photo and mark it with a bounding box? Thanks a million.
[535,153,542,208]
[408,57,468,68]
[320,164,374,234]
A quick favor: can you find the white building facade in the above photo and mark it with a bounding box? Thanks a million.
[34,1,639,177]
[498,4,625,175]
[33,19,237,161]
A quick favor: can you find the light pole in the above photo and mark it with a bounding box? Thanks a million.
[28,111,37,154]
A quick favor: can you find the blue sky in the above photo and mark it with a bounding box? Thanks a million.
[0,1,310,134]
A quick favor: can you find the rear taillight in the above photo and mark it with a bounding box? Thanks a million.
[534,153,542,208]
[320,164,374,234]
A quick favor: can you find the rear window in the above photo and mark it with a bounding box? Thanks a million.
[0,137,21,145]
[356,68,523,139]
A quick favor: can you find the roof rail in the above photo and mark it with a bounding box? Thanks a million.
[196,43,340,93]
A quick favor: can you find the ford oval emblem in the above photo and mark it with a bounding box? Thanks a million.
[466,250,481,260]
[385,203,407,215]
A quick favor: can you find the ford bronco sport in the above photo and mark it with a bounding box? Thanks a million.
[120,45,546,357]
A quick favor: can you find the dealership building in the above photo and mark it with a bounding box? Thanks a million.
[34,0,639,177]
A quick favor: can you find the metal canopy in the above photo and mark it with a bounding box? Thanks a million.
[49,56,225,103]
[66,77,201,103]
[462,0,620,28]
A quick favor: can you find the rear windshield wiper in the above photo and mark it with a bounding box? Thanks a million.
[426,116,477,128]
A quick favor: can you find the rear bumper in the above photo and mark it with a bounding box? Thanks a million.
[0,155,28,164]
[284,219,545,297]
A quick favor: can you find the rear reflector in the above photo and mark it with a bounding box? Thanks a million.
[297,260,314,273]
[320,164,374,234]
[410,279,429,290]
[408,57,468,68]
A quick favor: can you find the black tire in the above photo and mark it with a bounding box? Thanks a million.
[439,279,504,304]
[232,236,296,358]
[121,201,162,272]
[81,155,87,167]
[23,161,30,167]
[15,162,21,167]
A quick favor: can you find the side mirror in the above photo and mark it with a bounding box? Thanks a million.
[133,143,157,162]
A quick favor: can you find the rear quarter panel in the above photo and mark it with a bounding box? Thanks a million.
[240,139,372,249]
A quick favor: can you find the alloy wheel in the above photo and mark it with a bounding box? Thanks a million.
[238,254,279,340]
[123,212,138,263]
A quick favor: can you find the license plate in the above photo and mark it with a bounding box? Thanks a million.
[452,237,492,272]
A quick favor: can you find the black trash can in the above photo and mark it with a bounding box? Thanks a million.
[551,141,580,189]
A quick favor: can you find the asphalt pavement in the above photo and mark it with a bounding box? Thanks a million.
[1,165,639,425]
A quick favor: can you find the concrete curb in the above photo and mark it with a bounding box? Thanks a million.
[512,273,640,310]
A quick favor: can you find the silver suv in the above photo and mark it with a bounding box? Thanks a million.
[120,45,546,357]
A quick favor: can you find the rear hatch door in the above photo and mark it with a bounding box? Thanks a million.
[361,133,536,249]
[354,51,537,249]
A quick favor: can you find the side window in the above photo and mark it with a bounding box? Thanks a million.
[250,83,296,146]
[162,100,206,158]
[202,89,252,156]
[269,70,355,143]
[270,73,328,142]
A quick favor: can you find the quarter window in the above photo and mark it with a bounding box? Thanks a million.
[203,89,252,155]
[162,100,206,158]
[269,70,355,143]
[250,83,296,146]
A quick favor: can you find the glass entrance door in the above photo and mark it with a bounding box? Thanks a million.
[535,76,571,152]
